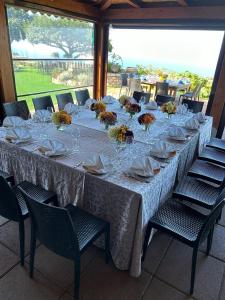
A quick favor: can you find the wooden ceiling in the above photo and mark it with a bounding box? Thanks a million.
[75,0,225,11]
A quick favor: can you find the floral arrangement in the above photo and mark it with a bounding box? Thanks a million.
[125,103,141,118]
[52,111,72,128]
[99,111,117,130]
[108,125,134,144]
[161,102,176,117]
[138,113,156,131]
[90,101,106,118]
[119,95,131,108]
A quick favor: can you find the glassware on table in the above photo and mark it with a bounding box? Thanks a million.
[70,127,80,153]
[47,107,53,113]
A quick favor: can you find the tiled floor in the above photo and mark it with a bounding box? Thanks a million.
[0,211,225,300]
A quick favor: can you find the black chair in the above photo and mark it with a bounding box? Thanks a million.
[19,188,110,300]
[0,169,15,186]
[155,82,169,98]
[119,73,129,97]
[198,147,225,168]
[3,100,31,120]
[206,138,225,152]
[173,175,224,209]
[56,92,74,111]
[155,95,174,106]
[133,91,151,103]
[32,95,55,112]
[188,159,225,187]
[182,99,204,113]
[0,176,58,266]
[75,89,90,106]
[142,197,225,294]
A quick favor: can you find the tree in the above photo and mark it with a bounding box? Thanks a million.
[25,15,93,58]
[7,6,33,42]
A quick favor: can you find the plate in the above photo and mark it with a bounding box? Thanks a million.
[83,165,108,175]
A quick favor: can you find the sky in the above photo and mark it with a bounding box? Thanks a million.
[109,29,224,77]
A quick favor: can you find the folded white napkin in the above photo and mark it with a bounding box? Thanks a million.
[3,116,26,128]
[176,104,188,114]
[194,112,206,123]
[64,103,78,115]
[5,128,31,143]
[83,154,109,173]
[145,101,158,110]
[130,97,137,104]
[168,126,186,140]
[33,110,52,123]
[185,118,200,130]
[85,98,97,108]
[102,95,116,104]
[129,157,160,177]
[37,139,66,156]
[151,141,175,158]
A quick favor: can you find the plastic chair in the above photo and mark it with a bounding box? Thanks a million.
[206,138,225,152]
[0,169,14,186]
[119,73,129,97]
[142,197,225,294]
[179,82,203,103]
[56,92,74,111]
[19,188,110,300]
[155,82,169,98]
[133,91,151,103]
[75,89,90,106]
[155,95,174,106]
[182,99,204,113]
[32,96,55,112]
[3,100,31,120]
[198,147,225,168]
[0,176,58,266]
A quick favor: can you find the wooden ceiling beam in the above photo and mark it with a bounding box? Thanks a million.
[103,6,225,21]
[127,0,140,8]
[15,0,101,20]
[176,0,188,6]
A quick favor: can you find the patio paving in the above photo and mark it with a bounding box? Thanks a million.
[0,209,225,300]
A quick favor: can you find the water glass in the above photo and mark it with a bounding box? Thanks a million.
[71,127,80,153]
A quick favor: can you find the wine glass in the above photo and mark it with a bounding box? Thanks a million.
[70,127,80,153]
[47,107,53,113]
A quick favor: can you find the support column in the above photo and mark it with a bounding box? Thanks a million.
[94,22,109,99]
[206,33,225,135]
[0,0,16,102]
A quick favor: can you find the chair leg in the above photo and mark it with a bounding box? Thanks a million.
[53,196,59,207]
[206,229,214,255]
[19,221,25,266]
[105,225,110,264]
[74,259,81,300]
[142,223,152,262]
[190,247,198,295]
[119,86,122,97]
[29,222,36,278]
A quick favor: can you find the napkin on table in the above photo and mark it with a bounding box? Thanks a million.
[64,103,78,115]
[33,110,52,123]
[102,95,116,104]
[176,104,188,114]
[168,126,187,140]
[145,101,158,110]
[83,154,108,173]
[3,116,26,128]
[5,128,31,143]
[129,157,160,177]
[185,118,200,130]
[151,141,176,158]
[85,98,97,109]
[194,112,206,123]
[37,139,66,156]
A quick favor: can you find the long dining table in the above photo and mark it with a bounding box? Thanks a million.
[0,102,212,277]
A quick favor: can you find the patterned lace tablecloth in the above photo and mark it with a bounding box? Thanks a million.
[0,105,212,277]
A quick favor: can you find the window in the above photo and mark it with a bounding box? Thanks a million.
[6,5,95,110]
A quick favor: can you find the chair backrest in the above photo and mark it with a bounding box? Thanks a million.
[4,100,30,120]
[19,187,80,259]
[182,99,204,113]
[32,95,55,112]
[75,89,90,106]
[56,93,74,111]
[198,193,225,244]
[120,73,128,87]
[192,82,203,98]
[0,176,22,222]
[155,82,169,97]
[133,91,151,103]
[155,95,174,106]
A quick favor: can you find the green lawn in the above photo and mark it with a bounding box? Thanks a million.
[15,67,93,111]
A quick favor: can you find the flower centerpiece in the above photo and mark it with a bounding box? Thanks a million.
[108,125,134,145]
[138,113,156,131]
[161,102,176,118]
[125,103,141,119]
[119,95,131,109]
[52,111,72,129]
[90,101,106,118]
[99,111,117,130]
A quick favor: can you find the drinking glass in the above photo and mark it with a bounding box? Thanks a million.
[71,127,80,153]
[47,107,53,113]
